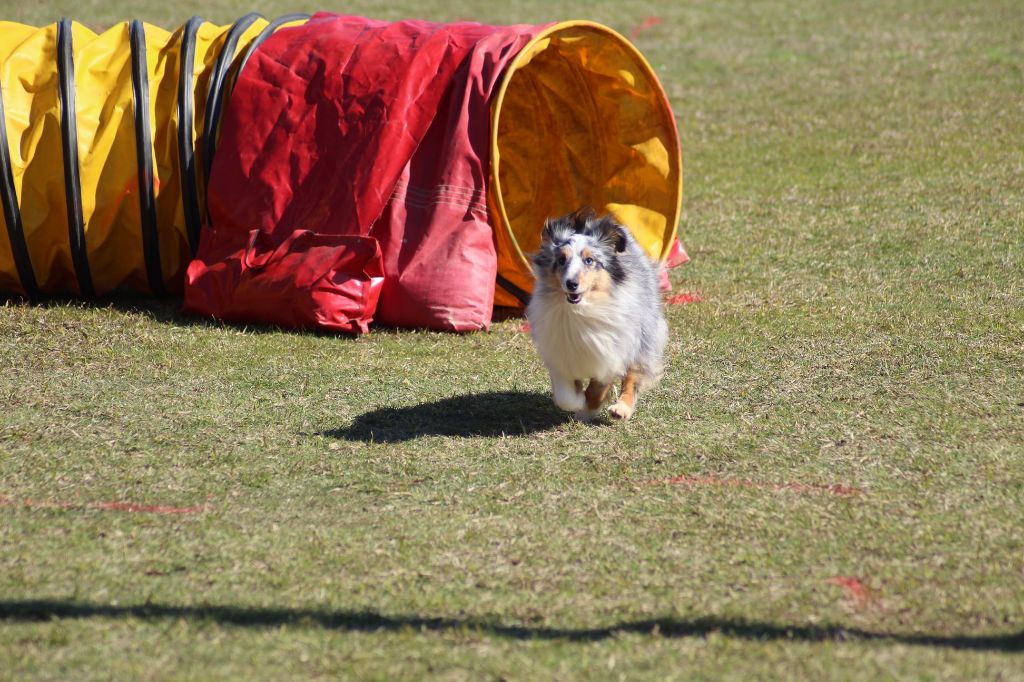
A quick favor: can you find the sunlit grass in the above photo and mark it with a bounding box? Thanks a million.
[1,0,1022,678]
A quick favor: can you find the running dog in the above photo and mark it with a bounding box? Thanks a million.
[527,208,668,421]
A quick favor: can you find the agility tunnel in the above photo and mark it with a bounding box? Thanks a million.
[0,13,682,333]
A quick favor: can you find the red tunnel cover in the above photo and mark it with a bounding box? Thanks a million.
[182,14,546,333]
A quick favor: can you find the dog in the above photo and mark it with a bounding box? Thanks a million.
[526,207,668,421]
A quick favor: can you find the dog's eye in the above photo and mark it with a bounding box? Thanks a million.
[584,257,595,266]
[556,254,567,266]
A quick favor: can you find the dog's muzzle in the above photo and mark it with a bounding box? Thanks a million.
[565,278,582,304]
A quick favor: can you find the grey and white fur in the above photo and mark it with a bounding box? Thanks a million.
[526,207,668,420]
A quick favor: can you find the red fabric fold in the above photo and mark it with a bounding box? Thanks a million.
[182,228,384,334]
[184,14,547,332]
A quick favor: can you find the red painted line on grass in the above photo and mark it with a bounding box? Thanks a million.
[0,495,209,515]
[827,576,874,608]
[630,16,663,39]
[89,501,210,515]
[665,292,703,305]
[646,474,863,497]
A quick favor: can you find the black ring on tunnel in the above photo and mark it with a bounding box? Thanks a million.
[234,13,310,79]
[177,16,203,255]
[57,18,95,297]
[129,20,165,295]
[200,11,263,221]
[496,274,531,306]
[0,77,38,297]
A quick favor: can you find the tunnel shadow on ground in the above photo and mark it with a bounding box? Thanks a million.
[0,600,1021,651]
[3,293,363,337]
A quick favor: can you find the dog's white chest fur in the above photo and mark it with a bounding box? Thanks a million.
[527,294,632,383]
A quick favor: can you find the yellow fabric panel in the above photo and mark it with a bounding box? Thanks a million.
[148,22,188,293]
[489,187,535,308]
[187,21,226,216]
[491,22,682,306]
[0,17,281,296]
[1,22,79,294]
[75,22,149,294]
[0,22,38,294]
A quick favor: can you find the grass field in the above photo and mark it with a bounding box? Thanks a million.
[2,0,1023,679]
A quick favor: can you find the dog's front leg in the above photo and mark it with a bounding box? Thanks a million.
[608,368,639,420]
[574,379,612,420]
[550,373,586,412]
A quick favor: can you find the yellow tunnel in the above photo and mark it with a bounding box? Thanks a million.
[490,21,681,307]
[0,14,307,297]
[0,15,680,309]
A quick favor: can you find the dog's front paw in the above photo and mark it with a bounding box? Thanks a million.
[573,408,600,422]
[554,393,586,413]
[608,400,635,421]
[552,382,586,412]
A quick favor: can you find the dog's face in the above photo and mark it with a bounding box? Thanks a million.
[533,208,628,305]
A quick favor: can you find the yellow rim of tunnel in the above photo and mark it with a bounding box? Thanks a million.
[489,20,683,275]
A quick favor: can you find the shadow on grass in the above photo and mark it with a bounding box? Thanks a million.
[6,291,182,321]
[6,292,522,338]
[5,292,237,332]
[0,600,1021,651]
[3,293,355,337]
[323,391,567,442]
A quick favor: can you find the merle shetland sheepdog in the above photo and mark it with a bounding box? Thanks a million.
[527,208,668,421]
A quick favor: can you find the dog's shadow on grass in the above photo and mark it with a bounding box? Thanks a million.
[323,390,568,442]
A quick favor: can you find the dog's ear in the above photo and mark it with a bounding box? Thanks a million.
[612,226,628,253]
[568,206,598,233]
[541,215,576,247]
[535,217,569,270]
[541,218,557,245]
[593,216,629,253]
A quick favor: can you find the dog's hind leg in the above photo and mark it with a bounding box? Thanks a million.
[608,368,639,420]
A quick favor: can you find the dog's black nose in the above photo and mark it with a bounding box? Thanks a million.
[565,279,579,291]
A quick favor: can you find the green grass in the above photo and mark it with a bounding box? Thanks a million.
[2,0,1023,679]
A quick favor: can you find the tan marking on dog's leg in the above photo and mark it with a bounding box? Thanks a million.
[574,379,612,421]
[585,380,611,411]
[608,369,639,421]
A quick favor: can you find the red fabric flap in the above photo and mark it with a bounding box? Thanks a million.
[190,14,546,333]
[665,237,689,268]
[182,228,384,335]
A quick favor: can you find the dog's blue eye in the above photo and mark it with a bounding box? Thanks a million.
[584,257,595,266]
